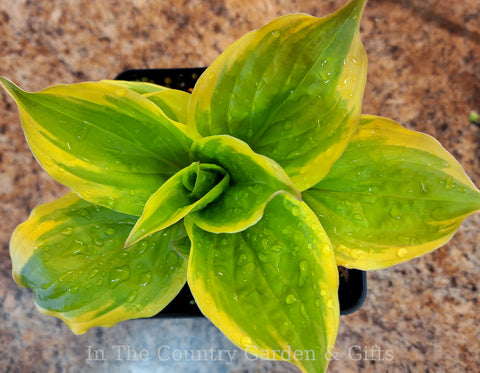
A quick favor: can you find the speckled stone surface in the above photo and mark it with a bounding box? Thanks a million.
[1,0,479,372]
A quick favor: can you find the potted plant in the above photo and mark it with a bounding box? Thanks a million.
[114,67,368,319]
[2,0,479,372]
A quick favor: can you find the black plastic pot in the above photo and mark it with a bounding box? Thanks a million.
[115,68,367,316]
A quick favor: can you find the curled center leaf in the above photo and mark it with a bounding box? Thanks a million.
[182,163,226,199]
[125,162,229,247]
[188,135,301,233]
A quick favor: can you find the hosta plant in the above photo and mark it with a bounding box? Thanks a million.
[2,0,480,372]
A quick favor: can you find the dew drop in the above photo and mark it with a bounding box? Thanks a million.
[322,244,332,255]
[261,238,269,250]
[109,265,131,288]
[87,268,99,279]
[353,213,363,221]
[237,254,248,265]
[137,240,149,255]
[140,272,152,287]
[291,206,301,217]
[240,336,253,347]
[258,252,268,263]
[77,208,92,220]
[350,249,363,259]
[126,290,138,303]
[166,251,178,267]
[94,239,104,247]
[390,206,402,220]
[270,244,282,253]
[327,298,335,309]
[114,88,127,97]
[397,248,408,258]
[61,227,74,236]
[298,260,309,287]
[104,227,116,236]
[442,175,456,191]
[104,197,116,208]
[44,157,54,167]
[207,71,216,81]
[300,304,310,320]
[285,294,297,304]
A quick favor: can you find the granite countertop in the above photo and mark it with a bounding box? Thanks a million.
[1,0,479,372]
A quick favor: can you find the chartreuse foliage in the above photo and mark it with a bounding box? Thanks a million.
[10,192,188,334]
[303,115,480,270]
[2,0,480,372]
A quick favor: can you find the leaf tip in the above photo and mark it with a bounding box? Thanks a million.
[335,0,367,24]
[0,76,20,98]
[123,234,137,250]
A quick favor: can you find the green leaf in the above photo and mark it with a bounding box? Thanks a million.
[100,80,171,95]
[145,90,191,125]
[10,191,188,334]
[0,78,193,216]
[189,135,301,233]
[303,115,480,270]
[171,234,191,257]
[102,80,191,124]
[188,0,367,191]
[186,193,339,373]
[125,162,229,247]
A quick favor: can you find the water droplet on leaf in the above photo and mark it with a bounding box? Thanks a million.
[166,251,178,267]
[87,268,99,279]
[300,304,310,320]
[327,298,335,309]
[114,88,127,97]
[442,175,456,191]
[126,290,138,303]
[241,336,253,348]
[109,265,130,288]
[61,227,74,236]
[285,294,297,304]
[258,253,268,263]
[351,249,363,259]
[44,157,54,167]
[140,271,152,287]
[397,248,408,258]
[104,227,116,236]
